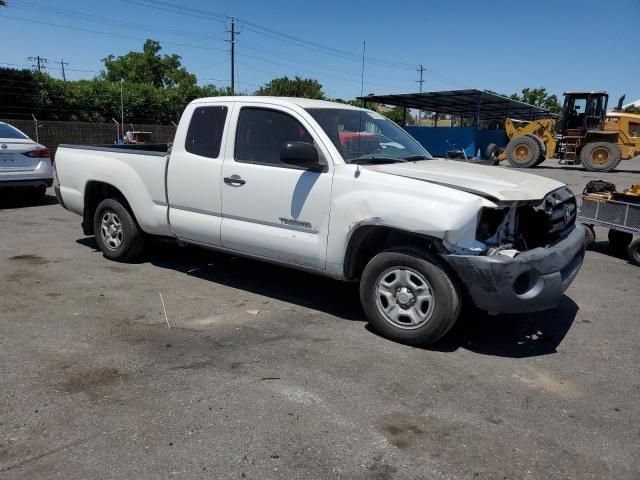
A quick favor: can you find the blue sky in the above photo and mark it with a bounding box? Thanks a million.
[1,0,639,104]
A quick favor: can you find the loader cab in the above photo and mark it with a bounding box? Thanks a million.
[556,91,608,136]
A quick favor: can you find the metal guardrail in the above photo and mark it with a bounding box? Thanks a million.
[578,195,640,235]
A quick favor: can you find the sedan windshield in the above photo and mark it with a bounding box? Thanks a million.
[306,108,432,164]
[0,123,29,140]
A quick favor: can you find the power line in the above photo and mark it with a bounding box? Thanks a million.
[11,0,224,40]
[0,14,229,53]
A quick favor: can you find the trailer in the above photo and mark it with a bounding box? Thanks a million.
[578,184,640,265]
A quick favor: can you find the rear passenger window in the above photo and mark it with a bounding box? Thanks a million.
[185,106,227,158]
[235,108,314,166]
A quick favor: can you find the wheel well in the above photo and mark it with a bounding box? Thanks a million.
[82,181,131,235]
[583,131,619,144]
[343,225,441,280]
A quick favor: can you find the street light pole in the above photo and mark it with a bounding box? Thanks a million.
[120,79,125,142]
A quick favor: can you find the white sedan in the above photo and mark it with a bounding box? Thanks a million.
[0,122,53,200]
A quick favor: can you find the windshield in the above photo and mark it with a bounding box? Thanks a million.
[0,123,29,140]
[306,108,432,163]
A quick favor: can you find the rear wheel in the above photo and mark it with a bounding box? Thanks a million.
[627,238,640,266]
[608,229,633,256]
[484,143,498,160]
[584,225,596,249]
[360,247,461,346]
[94,198,145,262]
[505,135,541,167]
[580,142,621,172]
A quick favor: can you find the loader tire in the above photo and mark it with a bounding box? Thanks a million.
[580,142,621,172]
[525,134,547,166]
[484,143,498,160]
[505,135,541,168]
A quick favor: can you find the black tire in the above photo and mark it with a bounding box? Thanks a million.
[608,229,633,256]
[93,198,145,262]
[580,142,621,172]
[584,224,596,249]
[505,135,541,167]
[627,238,640,267]
[524,133,547,166]
[359,246,461,346]
[484,143,498,160]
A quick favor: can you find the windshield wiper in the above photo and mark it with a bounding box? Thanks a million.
[403,155,430,161]
[350,156,408,165]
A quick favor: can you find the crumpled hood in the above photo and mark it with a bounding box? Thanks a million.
[363,159,566,202]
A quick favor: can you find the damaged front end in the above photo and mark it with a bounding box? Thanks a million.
[441,187,585,314]
[476,186,577,257]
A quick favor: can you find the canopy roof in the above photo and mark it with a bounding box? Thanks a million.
[359,89,553,123]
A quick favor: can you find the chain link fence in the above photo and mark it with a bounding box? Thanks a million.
[1,118,176,157]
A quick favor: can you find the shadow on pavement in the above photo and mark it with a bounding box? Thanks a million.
[77,238,579,356]
[424,296,579,358]
[77,239,365,321]
[0,192,58,210]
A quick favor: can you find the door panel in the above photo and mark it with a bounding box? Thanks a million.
[167,104,230,246]
[220,106,332,269]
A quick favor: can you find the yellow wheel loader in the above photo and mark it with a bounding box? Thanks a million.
[501,92,640,172]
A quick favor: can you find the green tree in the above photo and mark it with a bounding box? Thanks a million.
[255,76,324,99]
[510,87,561,113]
[100,39,196,88]
[624,104,640,114]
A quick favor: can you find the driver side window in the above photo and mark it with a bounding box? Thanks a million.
[235,108,314,166]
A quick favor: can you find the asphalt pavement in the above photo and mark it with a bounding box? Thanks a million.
[1,158,639,479]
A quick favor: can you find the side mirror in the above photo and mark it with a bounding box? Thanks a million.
[280,141,324,171]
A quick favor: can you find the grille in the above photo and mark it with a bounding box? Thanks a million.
[544,187,577,242]
[579,196,640,234]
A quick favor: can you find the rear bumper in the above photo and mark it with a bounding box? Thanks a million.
[0,160,53,189]
[442,225,586,314]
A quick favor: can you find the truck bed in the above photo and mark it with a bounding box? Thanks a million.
[55,143,172,237]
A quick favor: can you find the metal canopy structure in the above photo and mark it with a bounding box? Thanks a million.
[359,89,553,124]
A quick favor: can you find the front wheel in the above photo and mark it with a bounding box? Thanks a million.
[580,142,621,172]
[360,247,461,346]
[505,135,541,168]
[94,198,145,262]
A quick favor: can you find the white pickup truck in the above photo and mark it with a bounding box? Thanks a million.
[54,96,585,345]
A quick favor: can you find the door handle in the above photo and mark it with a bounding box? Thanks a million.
[224,175,246,186]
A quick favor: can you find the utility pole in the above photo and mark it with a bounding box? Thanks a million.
[56,59,69,81]
[28,56,48,72]
[227,17,238,94]
[416,64,425,124]
[416,64,425,93]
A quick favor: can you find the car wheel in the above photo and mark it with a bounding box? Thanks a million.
[627,238,640,267]
[94,198,145,262]
[359,246,461,346]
